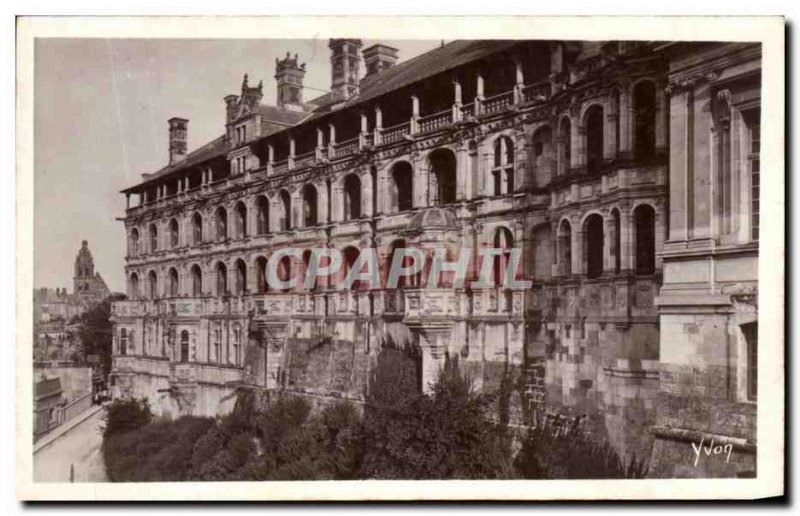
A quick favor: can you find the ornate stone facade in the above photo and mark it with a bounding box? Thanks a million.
[109,40,760,474]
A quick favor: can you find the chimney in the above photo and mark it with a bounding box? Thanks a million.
[168,117,188,165]
[275,52,307,112]
[329,39,363,103]
[224,94,239,124]
[363,44,399,78]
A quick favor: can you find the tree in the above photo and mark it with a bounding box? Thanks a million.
[77,293,125,374]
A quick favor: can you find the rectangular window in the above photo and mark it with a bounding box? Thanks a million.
[749,120,760,241]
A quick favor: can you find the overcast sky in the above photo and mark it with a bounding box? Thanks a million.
[34,38,439,292]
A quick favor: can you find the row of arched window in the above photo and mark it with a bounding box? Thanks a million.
[555,204,656,279]
[128,174,367,256]
[127,203,657,300]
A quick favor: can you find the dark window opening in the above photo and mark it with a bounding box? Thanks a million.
[634,204,656,275]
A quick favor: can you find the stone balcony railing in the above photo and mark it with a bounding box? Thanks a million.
[418,109,453,133]
[380,122,411,144]
[171,361,243,386]
[333,137,360,159]
[293,150,317,169]
[482,90,515,115]
[521,81,551,103]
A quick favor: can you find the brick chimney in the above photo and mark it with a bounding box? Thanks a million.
[168,117,188,165]
[363,44,399,77]
[329,39,362,102]
[275,52,307,112]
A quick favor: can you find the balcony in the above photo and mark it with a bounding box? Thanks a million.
[293,150,316,170]
[272,159,289,175]
[332,137,359,159]
[521,81,550,104]
[171,362,243,386]
[380,122,410,144]
[482,91,514,115]
[418,109,453,134]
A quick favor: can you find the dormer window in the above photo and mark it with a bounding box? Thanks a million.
[236,125,247,145]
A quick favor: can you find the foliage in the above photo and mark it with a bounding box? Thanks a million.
[513,417,649,479]
[357,353,513,479]
[77,293,126,373]
[102,397,152,438]
[101,353,647,481]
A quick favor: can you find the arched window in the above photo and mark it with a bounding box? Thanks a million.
[128,273,140,300]
[180,330,189,363]
[391,162,414,212]
[279,190,292,230]
[169,218,179,248]
[256,196,269,235]
[493,227,514,286]
[492,136,515,196]
[584,105,604,174]
[277,255,292,292]
[633,81,657,160]
[343,246,362,290]
[610,89,620,158]
[129,228,140,256]
[149,224,158,253]
[558,220,572,276]
[235,202,247,238]
[301,250,318,291]
[634,204,656,275]
[119,328,128,356]
[192,213,203,245]
[583,214,604,279]
[429,149,456,205]
[388,239,411,288]
[216,207,228,241]
[191,264,203,296]
[610,209,621,273]
[148,270,158,299]
[302,184,318,227]
[558,118,571,176]
[344,174,361,220]
[255,256,268,293]
[234,259,247,295]
[531,126,553,187]
[531,224,552,281]
[216,262,228,296]
[168,267,179,297]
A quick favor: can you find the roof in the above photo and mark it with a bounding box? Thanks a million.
[124,135,230,193]
[35,378,63,400]
[305,39,521,119]
[124,40,521,193]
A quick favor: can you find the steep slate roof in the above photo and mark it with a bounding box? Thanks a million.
[305,39,520,118]
[123,39,520,193]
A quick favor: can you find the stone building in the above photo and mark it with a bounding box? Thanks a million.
[109,40,760,475]
[72,240,111,306]
[649,42,761,478]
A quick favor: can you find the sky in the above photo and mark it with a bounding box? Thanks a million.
[34,38,439,292]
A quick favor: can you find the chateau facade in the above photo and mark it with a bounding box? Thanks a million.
[110,40,760,475]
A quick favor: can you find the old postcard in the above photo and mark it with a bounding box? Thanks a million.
[15,15,785,500]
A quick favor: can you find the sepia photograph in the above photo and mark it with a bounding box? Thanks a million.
[15,15,785,501]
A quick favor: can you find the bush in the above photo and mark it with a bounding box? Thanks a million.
[513,418,649,479]
[358,355,513,479]
[102,398,152,438]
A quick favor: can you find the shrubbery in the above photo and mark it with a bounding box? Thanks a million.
[102,353,647,481]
